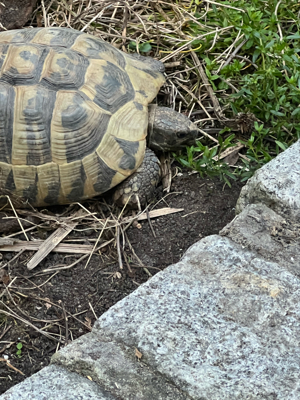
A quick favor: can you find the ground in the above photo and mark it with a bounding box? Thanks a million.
[0,171,243,394]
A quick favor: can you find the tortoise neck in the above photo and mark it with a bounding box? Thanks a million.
[147,104,158,148]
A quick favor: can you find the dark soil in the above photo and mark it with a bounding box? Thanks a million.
[0,171,243,394]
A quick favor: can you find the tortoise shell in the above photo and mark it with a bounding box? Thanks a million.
[0,27,165,207]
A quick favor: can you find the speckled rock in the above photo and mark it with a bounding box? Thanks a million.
[51,332,188,400]
[93,235,300,400]
[236,139,300,219]
[220,203,300,277]
[0,0,37,30]
[0,364,115,400]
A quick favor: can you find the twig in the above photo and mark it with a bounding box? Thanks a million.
[218,38,247,71]
[0,304,61,342]
[40,239,114,273]
[146,208,156,238]
[0,277,17,299]
[160,26,234,62]
[0,325,12,341]
[27,221,78,270]
[0,358,24,375]
[0,240,94,254]
[41,0,48,27]
[5,196,29,241]
[84,215,108,269]
[116,225,123,269]
[88,301,98,320]
[122,247,133,273]
[62,304,69,346]
[204,0,245,12]
[128,207,184,221]
[124,232,150,277]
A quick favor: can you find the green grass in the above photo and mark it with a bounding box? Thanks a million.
[176,0,300,183]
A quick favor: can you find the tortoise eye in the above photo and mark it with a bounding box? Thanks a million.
[177,132,186,139]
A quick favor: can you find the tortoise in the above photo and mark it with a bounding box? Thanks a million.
[0,27,198,208]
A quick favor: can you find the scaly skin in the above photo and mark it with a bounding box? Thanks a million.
[113,148,161,208]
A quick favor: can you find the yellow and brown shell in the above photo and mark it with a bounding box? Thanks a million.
[0,27,165,207]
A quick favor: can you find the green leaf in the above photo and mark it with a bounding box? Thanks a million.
[265,40,275,49]
[129,41,137,50]
[252,48,261,63]
[205,68,212,79]
[287,33,300,39]
[275,141,287,151]
[139,42,152,53]
[223,176,231,187]
[270,110,285,116]
[178,158,191,168]
[225,170,237,180]
[244,39,254,49]
[292,108,300,116]
[282,54,293,63]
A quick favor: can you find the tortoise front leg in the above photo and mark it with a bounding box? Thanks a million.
[113,148,161,209]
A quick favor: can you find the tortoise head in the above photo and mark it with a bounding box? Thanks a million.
[147,105,198,152]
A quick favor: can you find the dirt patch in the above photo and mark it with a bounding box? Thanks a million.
[0,171,243,394]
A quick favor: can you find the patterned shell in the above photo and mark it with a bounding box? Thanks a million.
[0,27,165,207]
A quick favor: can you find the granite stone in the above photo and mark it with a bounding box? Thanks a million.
[51,332,189,400]
[93,235,300,400]
[0,364,116,400]
[220,203,300,277]
[236,139,300,219]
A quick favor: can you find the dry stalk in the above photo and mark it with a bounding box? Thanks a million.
[0,304,61,342]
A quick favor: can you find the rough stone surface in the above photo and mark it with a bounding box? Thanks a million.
[0,364,115,400]
[236,139,300,219]
[220,203,300,277]
[51,332,189,400]
[94,235,300,400]
[0,0,37,30]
